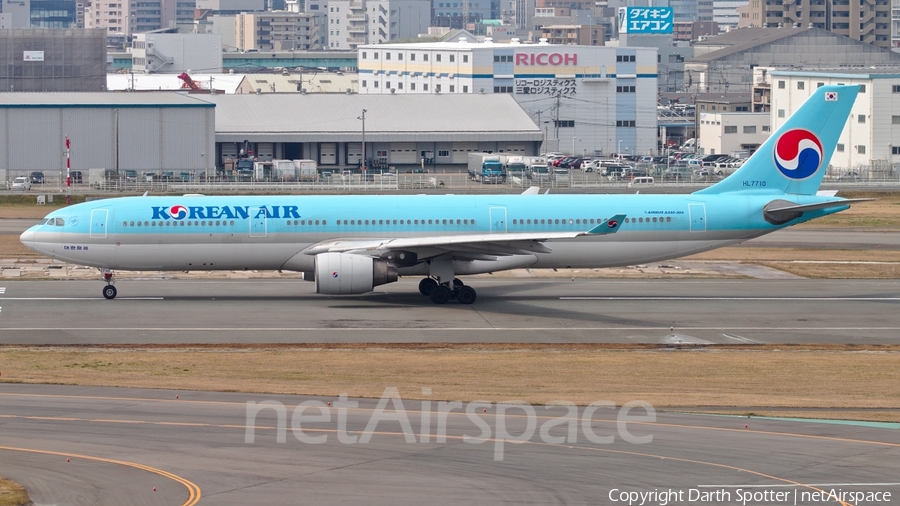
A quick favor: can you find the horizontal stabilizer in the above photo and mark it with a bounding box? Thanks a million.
[587,214,626,235]
[521,186,541,195]
[764,198,874,225]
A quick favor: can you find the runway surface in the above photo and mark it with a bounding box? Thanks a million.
[1,383,898,505]
[0,278,898,344]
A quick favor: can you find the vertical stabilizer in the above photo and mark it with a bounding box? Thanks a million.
[695,85,859,196]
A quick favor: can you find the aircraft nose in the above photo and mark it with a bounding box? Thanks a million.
[19,228,35,247]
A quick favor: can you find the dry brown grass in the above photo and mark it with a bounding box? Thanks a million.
[0,478,29,506]
[2,346,899,419]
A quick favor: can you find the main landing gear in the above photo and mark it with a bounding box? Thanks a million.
[418,277,477,305]
[101,269,117,299]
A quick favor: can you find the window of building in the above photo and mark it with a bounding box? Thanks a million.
[836,143,844,152]
[385,53,390,60]
[435,84,441,92]
[449,85,455,92]
[362,51,367,59]
[436,54,441,62]
[817,82,824,88]
[398,53,403,60]
[616,85,636,93]
[411,83,416,90]
[778,80,785,89]
[724,125,738,134]
[762,125,770,132]
[463,85,468,93]
[438,150,449,157]
[778,109,785,118]
[858,114,866,124]
[893,85,900,93]
[893,115,900,125]
[463,55,468,63]
[743,125,757,134]
[423,84,428,91]
[858,145,866,154]
[385,81,391,89]
[398,82,403,90]
[893,146,900,155]
[373,52,378,59]
[361,80,366,87]
[450,54,455,62]
[410,53,415,61]
[858,84,866,93]
[423,54,428,61]
[797,81,805,90]
[494,86,512,93]
[615,120,635,127]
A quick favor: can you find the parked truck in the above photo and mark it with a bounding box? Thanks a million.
[293,159,318,181]
[525,156,550,182]
[467,152,506,183]
[502,155,528,177]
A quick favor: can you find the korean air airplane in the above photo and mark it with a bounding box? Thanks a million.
[21,85,869,304]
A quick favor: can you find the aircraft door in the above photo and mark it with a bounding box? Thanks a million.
[249,207,267,237]
[688,203,706,232]
[90,209,108,239]
[489,207,507,233]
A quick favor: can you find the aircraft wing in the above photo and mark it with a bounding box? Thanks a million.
[305,214,626,258]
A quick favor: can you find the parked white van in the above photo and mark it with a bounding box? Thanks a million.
[627,176,654,187]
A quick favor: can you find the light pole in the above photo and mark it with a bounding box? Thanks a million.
[358,109,367,171]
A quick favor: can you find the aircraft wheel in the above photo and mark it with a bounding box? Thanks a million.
[456,286,477,305]
[430,285,451,304]
[452,278,464,288]
[418,278,437,296]
[102,285,117,300]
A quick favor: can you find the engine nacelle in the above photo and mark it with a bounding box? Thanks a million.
[315,252,398,294]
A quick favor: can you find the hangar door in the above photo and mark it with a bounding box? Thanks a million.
[346,143,362,165]
[389,143,417,164]
[451,143,479,164]
[320,143,337,165]
[256,142,274,161]
[221,144,238,166]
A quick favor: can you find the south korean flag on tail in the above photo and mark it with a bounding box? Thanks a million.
[824,91,838,101]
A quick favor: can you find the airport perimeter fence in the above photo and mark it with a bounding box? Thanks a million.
[5,169,900,194]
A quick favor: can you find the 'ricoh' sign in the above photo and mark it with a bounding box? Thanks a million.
[515,53,578,66]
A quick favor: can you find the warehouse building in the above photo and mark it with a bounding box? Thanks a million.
[1,92,540,176]
[0,94,215,177]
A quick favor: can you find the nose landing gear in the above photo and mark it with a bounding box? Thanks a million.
[102,269,117,299]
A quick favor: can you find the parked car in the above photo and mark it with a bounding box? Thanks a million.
[11,177,31,190]
[68,171,83,184]
[124,170,138,182]
[29,171,45,184]
[837,171,861,181]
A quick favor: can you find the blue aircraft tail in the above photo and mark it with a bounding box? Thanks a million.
[695,84,859,196]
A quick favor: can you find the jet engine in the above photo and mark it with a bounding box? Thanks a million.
[315,252,399,294]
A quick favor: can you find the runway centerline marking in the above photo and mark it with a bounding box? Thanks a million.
[0,445,201,506]
[561,296,900,301]
[1,326,898,331]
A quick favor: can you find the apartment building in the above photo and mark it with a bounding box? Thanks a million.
[236,11,325,51]
[748,0,890,49]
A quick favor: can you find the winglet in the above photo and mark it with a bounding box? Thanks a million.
[521,186,541,195]
[587,214,626,235]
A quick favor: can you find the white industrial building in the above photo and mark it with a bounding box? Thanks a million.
[0,94,215,176]
[357,41,659,157]
[697,112,769,156]
[768,69,900,178]
[131,33,223,74]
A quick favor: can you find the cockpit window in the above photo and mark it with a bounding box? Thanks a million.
[38,219,48,225]
[55,218,64,226]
